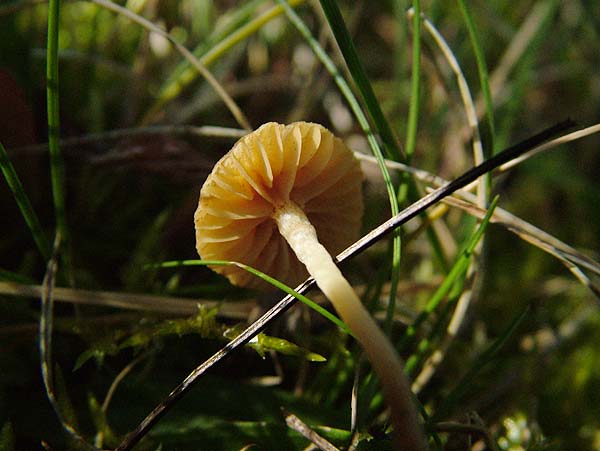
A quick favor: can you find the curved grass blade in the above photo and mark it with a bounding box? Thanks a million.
[40,234,99,451]
[149,259,353,337]
[0,142,50,259]
[90,0,251,131]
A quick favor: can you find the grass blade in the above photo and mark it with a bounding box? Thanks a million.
[404,0,421,161]
[413,8,486,199]
[441,195,600,300]
[0,142,50,259]
[400,196,498,341]
[0,281,255,318]
[457,0,495,153]
[402,196,499,375]
[150,259,353,337]
[318,0,402,161]
[47,0,71,275]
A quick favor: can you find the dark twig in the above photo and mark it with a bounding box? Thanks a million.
[115,119,575,451]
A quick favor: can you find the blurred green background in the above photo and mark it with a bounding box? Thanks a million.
[1,1,599,450]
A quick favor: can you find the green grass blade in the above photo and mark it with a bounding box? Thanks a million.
[277,0,392,190]
[0,142,50,260]
[148,259,354,337]
[404,0,421,161]
[47,0,71,277]
[400,196,498,374]
[457,0,495,153]
[399,195,499,353]
[318,0,402,161]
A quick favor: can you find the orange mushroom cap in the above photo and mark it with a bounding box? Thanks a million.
[194,122,364,288]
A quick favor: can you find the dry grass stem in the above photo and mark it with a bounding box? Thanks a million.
[0,281,254,318]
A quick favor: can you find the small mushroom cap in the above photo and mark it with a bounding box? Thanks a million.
[194,122,364,288]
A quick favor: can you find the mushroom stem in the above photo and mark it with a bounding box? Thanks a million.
[273,202,426,451]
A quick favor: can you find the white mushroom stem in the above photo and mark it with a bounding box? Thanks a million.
[273,202,426,451]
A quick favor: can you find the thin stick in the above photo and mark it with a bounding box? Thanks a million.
[498,122,600,172]
[114,120,574,451]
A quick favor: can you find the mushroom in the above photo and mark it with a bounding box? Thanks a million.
[194,122,425,450]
